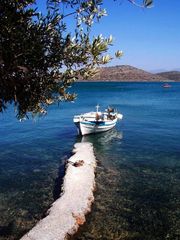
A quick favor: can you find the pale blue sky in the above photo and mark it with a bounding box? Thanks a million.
[94,0,180,72]
[37,0,180,72]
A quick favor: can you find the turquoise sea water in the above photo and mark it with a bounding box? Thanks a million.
[0,82,180,240]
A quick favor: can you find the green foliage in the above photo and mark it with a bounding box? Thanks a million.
[128,0,153,8]
[0,0,153,119]
[144,0,153,8]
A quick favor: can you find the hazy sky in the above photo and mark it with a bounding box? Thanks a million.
[38,0,180,72]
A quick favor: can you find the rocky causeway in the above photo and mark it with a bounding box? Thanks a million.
[21,142,96,240]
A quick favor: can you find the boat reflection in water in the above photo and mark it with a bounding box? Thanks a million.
[80,128,123,145]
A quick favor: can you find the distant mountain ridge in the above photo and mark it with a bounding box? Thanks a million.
[81,65,180,81]
[157,71,180,81]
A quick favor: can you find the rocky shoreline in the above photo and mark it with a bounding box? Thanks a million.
[21,142,96,240]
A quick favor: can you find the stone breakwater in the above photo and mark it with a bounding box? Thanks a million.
[21,142,96,240]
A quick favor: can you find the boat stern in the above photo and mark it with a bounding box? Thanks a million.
[117,113,123,120]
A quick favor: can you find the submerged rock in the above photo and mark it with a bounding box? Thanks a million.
[21,142,96,240]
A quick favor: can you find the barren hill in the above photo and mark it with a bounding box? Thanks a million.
[157,71,180,81]
[90,65,165,81]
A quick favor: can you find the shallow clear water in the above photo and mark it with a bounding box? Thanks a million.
[0,82,180,240]
[0,103,76,239]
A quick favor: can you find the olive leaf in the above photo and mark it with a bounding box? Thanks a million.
[144,0,153,7]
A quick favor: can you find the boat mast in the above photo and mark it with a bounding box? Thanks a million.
[96,104,100,113]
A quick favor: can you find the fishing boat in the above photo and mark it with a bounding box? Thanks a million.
[73,105,123,135]
[163,83,171,88]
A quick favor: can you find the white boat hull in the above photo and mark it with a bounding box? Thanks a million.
[74,119,117,135]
